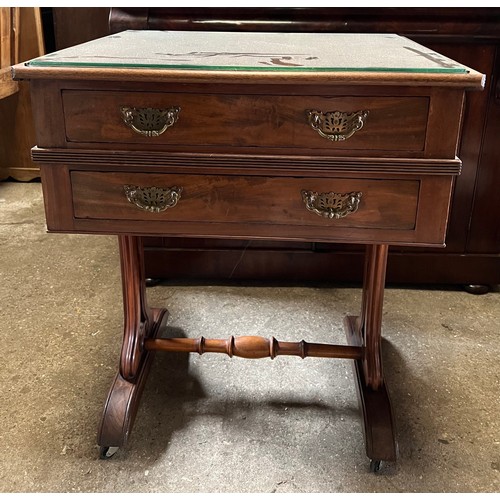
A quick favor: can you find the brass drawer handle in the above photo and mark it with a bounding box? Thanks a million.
[120,106,180,137]
[124,185,182,213]
[301,190,362,219]
[306,110,368,141]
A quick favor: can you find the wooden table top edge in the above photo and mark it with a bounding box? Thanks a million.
[11,64,485,90]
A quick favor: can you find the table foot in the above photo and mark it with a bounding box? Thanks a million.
[97,307,168,453]
[345,315,397,464]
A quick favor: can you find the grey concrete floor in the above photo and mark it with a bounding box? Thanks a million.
[0,180,499,493]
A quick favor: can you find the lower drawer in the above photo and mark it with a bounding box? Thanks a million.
[71,171,419,231]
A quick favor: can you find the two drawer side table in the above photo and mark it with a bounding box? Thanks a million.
[13,31,484,471]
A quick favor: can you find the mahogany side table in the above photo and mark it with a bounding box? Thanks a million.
[13,31,484,471]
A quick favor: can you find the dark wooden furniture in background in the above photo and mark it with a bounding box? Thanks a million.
[105,8,500,290]
[0,7,44,181]
[51,7,110,52]
[15,29,483,468]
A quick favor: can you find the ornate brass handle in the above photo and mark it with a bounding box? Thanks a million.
[124,185,182,213]
[306,110,368,141]
[120,106,180,137]
[301,190,362,219]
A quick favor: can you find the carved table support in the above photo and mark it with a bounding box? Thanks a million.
[345,244,397,467]
[145,335,362,360]
[97,235,168,457]
[98,238,396,467]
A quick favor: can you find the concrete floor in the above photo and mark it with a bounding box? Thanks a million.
[0,180,499,493]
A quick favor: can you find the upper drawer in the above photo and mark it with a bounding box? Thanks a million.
[62,90,429,155]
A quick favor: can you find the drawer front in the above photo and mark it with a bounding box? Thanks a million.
[62,91,429,154]
[71,171,419,231]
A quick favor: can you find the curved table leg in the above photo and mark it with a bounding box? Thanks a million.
[345,244,397,465]
[97,235,168,455]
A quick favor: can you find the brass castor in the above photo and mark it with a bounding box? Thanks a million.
[99,446,119,459]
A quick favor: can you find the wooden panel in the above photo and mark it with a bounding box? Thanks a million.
[0,7,19,100]
[423,88,464,159]
[143,246,500,285]
[39,164,75,231]
[62,90,429,155]
[0,7,44,181]
[30,80,67,148]
[425,42,496,254]
[52,7,110,50]
[466,50,500,254]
